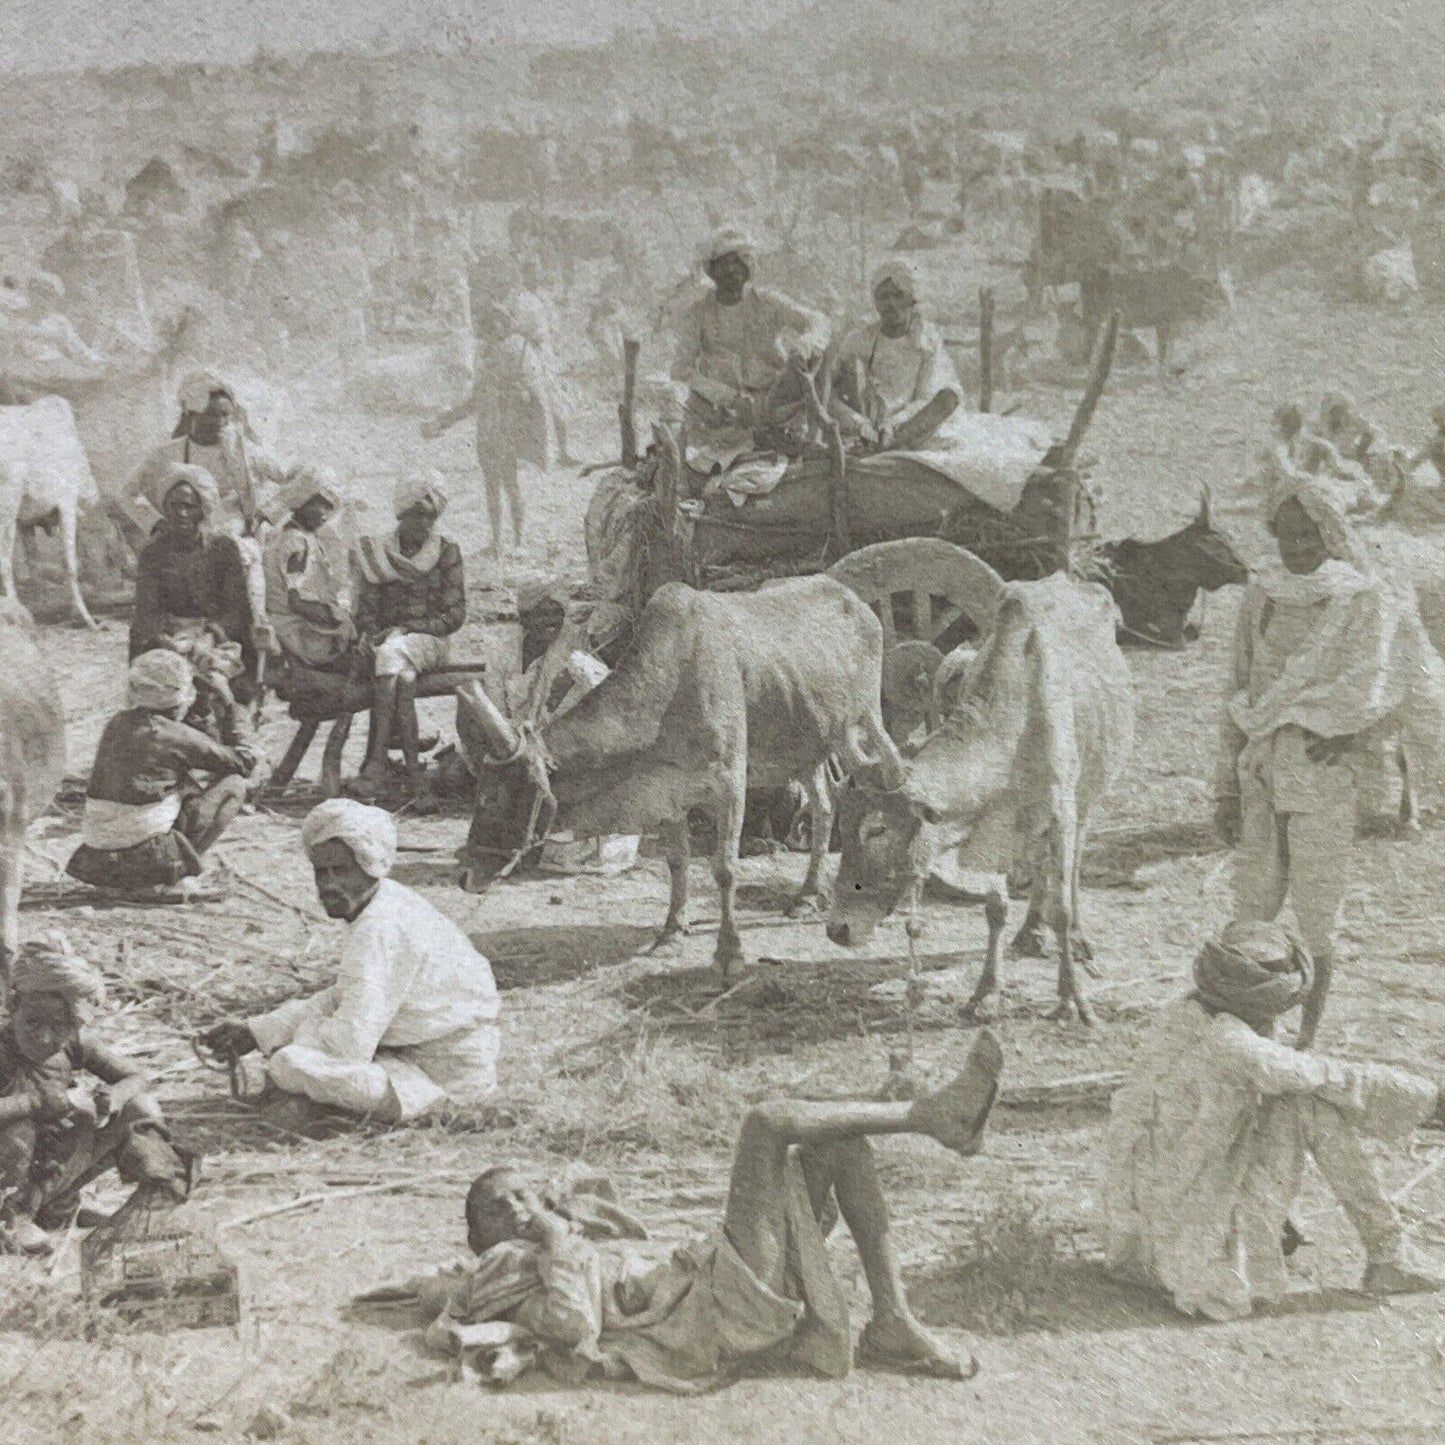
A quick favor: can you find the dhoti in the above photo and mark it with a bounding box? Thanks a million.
[264,1022,500,1123]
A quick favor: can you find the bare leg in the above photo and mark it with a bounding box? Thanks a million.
[394,673,424,793]
[500,457,525,548]
[179,776,247,856]
[482,467,503,558]
[1295,946,1331,1052]
[360,676,398,779]
[649,817,691,954]
[787,762,833,917]
[724,1031,1002,1263]
[963,888,1007,1020]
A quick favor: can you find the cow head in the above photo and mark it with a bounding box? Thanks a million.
[826,774,938,948]
[1178,488,1249,593]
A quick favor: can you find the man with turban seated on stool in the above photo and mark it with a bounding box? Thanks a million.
[0,939,192,1256]
[350,471,466,803]
[66,650,253,897]
[1106,921,1445,1322]
[200,801,500,1123]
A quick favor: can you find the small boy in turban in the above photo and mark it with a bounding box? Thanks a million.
[66,650,253,897]
[0,938,191,1255]
[1105,921,1445,1321]
[200,800,499,1122]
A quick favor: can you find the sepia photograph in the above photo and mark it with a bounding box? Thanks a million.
[3,1,1445,1440]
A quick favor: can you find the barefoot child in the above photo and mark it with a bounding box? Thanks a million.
[0,940,192,1256]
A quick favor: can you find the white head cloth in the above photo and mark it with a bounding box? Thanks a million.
[128,648,196,714]
[871,259,918,301]
[393,469,449,520]
[281,466,342,517]
[301,799,397,879]
[177,368,234,414]
[700,224,758,274]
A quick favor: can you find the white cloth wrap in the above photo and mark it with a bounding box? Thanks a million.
[80,795,182,851]
[374,632,450,679]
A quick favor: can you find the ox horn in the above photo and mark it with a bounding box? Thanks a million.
[455,679,521,773]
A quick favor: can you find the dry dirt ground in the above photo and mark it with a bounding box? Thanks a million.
[6,276,1445,1445]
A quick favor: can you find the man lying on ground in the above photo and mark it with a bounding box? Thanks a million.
[357,1032,1003,1392]
[200,800,500,1123]
[0,939,192,1256]
[66,650,252,898]
[1106,921,1445,1322]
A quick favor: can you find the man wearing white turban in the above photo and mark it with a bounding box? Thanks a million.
[1215,477,1445,1045]
[201,800,501,1121]
[826,261,962,451]
[66,650,253,896]
[349,472,466,801]
[669,225,830,434]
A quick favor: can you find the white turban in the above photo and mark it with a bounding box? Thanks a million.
[700,224,757,275]
[177,368,233,415]
[280,465,342,517]
[300,799,397,879]
[871,259,918,302]
[12,933,106,1020]
[394,468,449,520]
[128,648,196,714]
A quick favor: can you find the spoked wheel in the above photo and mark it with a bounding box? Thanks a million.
[828,538,1005,743]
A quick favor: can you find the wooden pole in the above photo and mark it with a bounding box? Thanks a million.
[619,338,639,467]
[978,286,995,413]
[1056,309,1118,467]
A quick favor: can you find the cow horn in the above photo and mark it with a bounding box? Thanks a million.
[1198,484,1212,524]
[455,679,521,771]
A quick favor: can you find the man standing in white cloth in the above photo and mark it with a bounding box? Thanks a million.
[201,800,500,1121]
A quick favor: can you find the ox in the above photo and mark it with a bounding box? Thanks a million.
[1081,263,1234,369]
[827,574,1134,1023]
[0,395,100,626]
[1099,489,1248,647]
[456,577,902,978]
[0,598,64,990]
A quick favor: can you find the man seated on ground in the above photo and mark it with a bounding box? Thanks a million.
[0,938,192,1256]
[350,472,465,802]
[1106,921,1445,1323]
[358,1032,1003,1392]
[200,800,500,1123]
[670,225,830,438]
[65,650,253,897]
[130,463,264,697]
[262,467,354,671]
[827,260,962,453]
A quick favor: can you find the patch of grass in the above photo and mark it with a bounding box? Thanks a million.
[941,1187,1065,1335]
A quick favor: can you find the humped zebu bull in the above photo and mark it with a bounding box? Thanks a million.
[0,394,100,626]
[455,576,903,979]
[826,572,1135,1023]
[0,597,64,990]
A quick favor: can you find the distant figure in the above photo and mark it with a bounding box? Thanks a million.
[1107,922,1444,1321]
[350,473,465,801]
[200,800,500,1122]
[0,939,192,1256]
[669,225,829,435]
[1214,479,1445,1045]
[66,650,251,897]
[827,260,962,452]
[423,303,551,557]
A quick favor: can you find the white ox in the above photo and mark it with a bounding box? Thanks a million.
[0,598,64,990]
[0,395,100,626]
[827,573,1135,1024]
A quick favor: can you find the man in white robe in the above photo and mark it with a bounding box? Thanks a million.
[1106,922,1444,1322]
[201,800,500,1121]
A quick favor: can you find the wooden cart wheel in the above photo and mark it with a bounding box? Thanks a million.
[829,538,1007,744]
[827,538,1005,652]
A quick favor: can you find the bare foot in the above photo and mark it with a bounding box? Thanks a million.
[858,1313,978,1380]
[908,1030,1003,1154]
